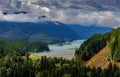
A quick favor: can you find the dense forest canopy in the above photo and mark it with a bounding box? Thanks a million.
[0,40,49,58]
[0,55,120,77]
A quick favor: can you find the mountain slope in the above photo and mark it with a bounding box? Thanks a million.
[0,21,113,43]
[76,27,120,69]
[86,45,110,69]
[86,45,120,69]
[0,21,78,43]
[69,25,113,39]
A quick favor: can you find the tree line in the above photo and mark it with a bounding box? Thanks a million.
[0,55,120,77]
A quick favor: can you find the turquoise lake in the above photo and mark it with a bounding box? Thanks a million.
[34,40,85,59]
[49,40,85,51]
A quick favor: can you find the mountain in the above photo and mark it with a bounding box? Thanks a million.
[0,21,78,43]
[0,20,114,43]
[76,27,120,68]
[69,25,113,39]
[0,21,113,43]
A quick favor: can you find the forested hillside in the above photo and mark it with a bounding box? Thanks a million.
[0,40,49,58]
[75,27,120,62]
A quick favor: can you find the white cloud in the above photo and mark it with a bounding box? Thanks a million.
[51,9,120,27]
[0,12,39,22]
[1,9,120,27]
[41,7,50,12]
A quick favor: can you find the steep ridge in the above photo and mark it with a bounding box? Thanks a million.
[76,27,120,62]
[79,27,120,69]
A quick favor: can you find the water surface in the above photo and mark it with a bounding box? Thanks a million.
[34,40,85,59]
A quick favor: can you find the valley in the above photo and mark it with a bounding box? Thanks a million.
[0,0,120,77]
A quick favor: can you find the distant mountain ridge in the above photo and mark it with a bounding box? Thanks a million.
[69,25,113,39]
[0,21,78,43]
[0,21,113,43]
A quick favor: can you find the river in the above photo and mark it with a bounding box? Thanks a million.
[34,40,85,59]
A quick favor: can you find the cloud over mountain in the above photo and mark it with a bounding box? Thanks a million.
[0,0,120,27]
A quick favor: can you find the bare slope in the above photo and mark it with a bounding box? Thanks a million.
[86,45,110,69]
[29,54,41,59]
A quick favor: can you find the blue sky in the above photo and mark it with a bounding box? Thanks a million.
[0,0,120,27]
